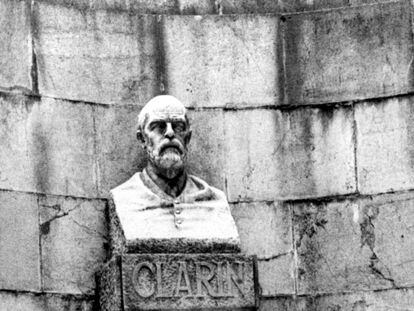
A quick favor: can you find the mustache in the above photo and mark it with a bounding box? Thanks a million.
[159,140,184,155]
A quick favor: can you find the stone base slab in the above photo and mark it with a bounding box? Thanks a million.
[99,253,258,311]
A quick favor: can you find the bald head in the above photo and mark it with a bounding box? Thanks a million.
[137,95,188,133]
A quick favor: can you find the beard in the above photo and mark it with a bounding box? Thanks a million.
[147,145,187,179]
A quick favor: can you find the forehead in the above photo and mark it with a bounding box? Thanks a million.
[145,104,186,122]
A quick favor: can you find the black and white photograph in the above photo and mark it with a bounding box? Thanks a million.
[0,0,413,310]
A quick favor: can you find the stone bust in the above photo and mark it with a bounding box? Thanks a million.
[108,95,240,255]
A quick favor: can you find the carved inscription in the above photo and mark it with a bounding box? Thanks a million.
[122,254,257,310]
[131,260,245,298]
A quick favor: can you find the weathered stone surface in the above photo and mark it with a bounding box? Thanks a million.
[258,254,295,296]
[34,0,394,14]
[0,95,100,198]
[187,109,226,189]
[0,291,93,311]
[259,298,289,311]
[36,0,214,14]
[108,197,127,258]
[39,195,107,294]
[355,97,414,194]
[34,1,158,105]
[294,191,414,294]
[230,202,292,258]
[298,288,414,311]
[0,0,32,92]
[260,288,414,310]
[220,0,393,13]
[223,109,279,201]
[259,297,303,311]
[164,15,281,108]
[99,256,122,311]
[0,190,40,291]
[365,193,414,288]
[294,199,373,294]
[94,104,145,197]
[231,202,295,294]
[121,253,257,310]
[224,107,355,202]
[284,1,414,105]
[0,94,34,194]
[27,97,98,197]
[231,201,295,294]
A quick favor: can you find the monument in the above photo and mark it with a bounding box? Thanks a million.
[99,96,258,311]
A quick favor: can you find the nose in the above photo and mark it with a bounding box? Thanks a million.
[164,122,175,139]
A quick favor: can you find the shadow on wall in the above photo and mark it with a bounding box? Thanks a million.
[31,118,51,194]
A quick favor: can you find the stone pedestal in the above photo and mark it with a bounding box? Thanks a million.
[100,168,258,310]
[99,253,258,311]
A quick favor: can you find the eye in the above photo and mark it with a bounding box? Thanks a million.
[149,121,166,132]
[172,121,186,132]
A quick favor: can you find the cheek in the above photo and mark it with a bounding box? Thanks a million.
[173,135,184,146]
[147,135,163,150]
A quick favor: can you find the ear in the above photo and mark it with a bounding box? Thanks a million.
[185,130,192,145]
[136,130,145,144]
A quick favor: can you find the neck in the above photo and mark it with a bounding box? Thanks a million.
[145,163,187,198]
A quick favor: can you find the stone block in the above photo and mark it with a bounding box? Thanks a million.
[26,97,98,197]
[0,94,34,193]
[294,199,373,294]
[296,288,414,311]
[34,1,158,105]
[259,298,288,311]
[39,194,107,294]
[294,191,414,294]
[164,14,281,108]
[100,253,257,310]
[214,0,281,13]
[0,190,40,291]
[283,1,414,105]
[358,288,414,311]
[257,254,295,296]
[365,192,414,288]
[231,202,296,295]
[223,109,279,201]
[34,0,394,15]
[0,95,100,198]
[94,104,145,197]
[186,109,226,189]
[0,0,32,92]
[0,291,93,311]
[121,253,257,310]
[259,288,414,310]
[223,107,355,202]
[219,0,393,13]
[176,0,216,14]
[259,297,304,311]
[36,0,212,14]
[99,257,122,311]
[230,202,292,258]
[355,97,414,194]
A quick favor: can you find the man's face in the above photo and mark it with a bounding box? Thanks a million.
[141,106,191,179]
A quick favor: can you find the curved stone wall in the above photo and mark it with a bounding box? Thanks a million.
[0,0,413,309]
